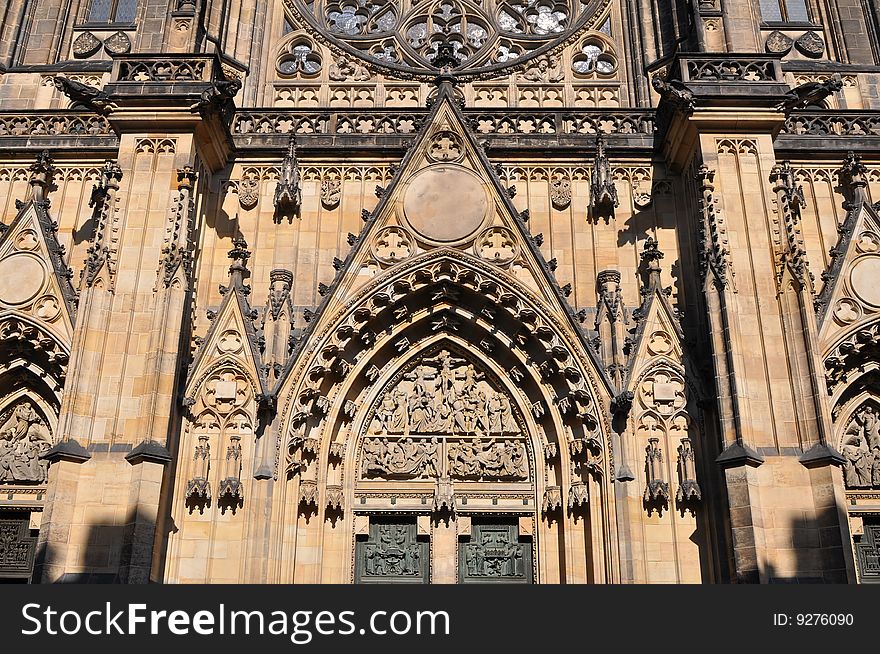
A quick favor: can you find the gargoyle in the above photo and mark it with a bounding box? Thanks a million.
[190,79,242,120]
[777,73,843,111]
[52,76,117,114]
[651,73,695,112]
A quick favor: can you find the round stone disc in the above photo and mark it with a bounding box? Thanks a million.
[0,254,46,306]
[402,165,490,245]
[850,256,880,307]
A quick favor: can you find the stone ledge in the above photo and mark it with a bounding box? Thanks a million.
[41,439,91,464]
[125,440,172,466]
[799,442,846,469]
[716,443,764,468]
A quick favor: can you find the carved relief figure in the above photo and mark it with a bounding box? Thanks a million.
[359,521,425,581]
[0,404,53,483]
[367,350,519,437]
[842,404,880,489]
[361,436,439,478]
[328,56,371,82]
[462,524,529,579]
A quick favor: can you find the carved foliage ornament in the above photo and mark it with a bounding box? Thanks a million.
[287,0,608,77]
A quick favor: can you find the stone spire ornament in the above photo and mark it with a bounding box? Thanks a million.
[274,133,302,223]
[589,135,618,222]
[640,236,664,292]
[28,150,54,203]
[225,235,251,291]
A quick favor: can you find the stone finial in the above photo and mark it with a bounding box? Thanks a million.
[28,150,54,202]
[226,236,251,289]
[640,236,664,291]
[839,151,868,206]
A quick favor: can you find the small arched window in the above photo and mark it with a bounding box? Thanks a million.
[86,0,138,24]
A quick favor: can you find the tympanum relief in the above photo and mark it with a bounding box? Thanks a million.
[842,402,880,490]
[360,349,530,482]
[0,403,52,484]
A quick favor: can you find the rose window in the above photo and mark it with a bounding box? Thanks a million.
[285,0,610,77]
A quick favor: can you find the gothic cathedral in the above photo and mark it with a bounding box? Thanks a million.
[0,0,878,584]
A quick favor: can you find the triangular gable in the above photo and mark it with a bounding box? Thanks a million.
[625,287,685,388]
[817,200,880,346]
[275,79,612,396]
[0,199,77,344]
[186,272,269,400]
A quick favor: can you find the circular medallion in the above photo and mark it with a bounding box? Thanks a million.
[402,165,489,245]
[833,298,861,325]
[850,256,880,307]
[646,331,673,355]
[0,255,46,306]
[217,330,244,354]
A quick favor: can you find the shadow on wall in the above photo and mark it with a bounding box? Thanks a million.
[763,506,851,584]
[34,508,157,584]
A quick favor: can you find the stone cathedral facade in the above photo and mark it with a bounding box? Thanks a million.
[0,0,878,584]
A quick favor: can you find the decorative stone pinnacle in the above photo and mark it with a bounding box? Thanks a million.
[28,150,54,201]
[641,236,664,290]
[227,236,251,288]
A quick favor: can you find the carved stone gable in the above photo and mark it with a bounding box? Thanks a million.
[819,203,880,343]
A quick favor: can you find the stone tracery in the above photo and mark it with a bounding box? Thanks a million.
[286,0,611,76]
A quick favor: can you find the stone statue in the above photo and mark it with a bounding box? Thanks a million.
[842,433,871,488]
